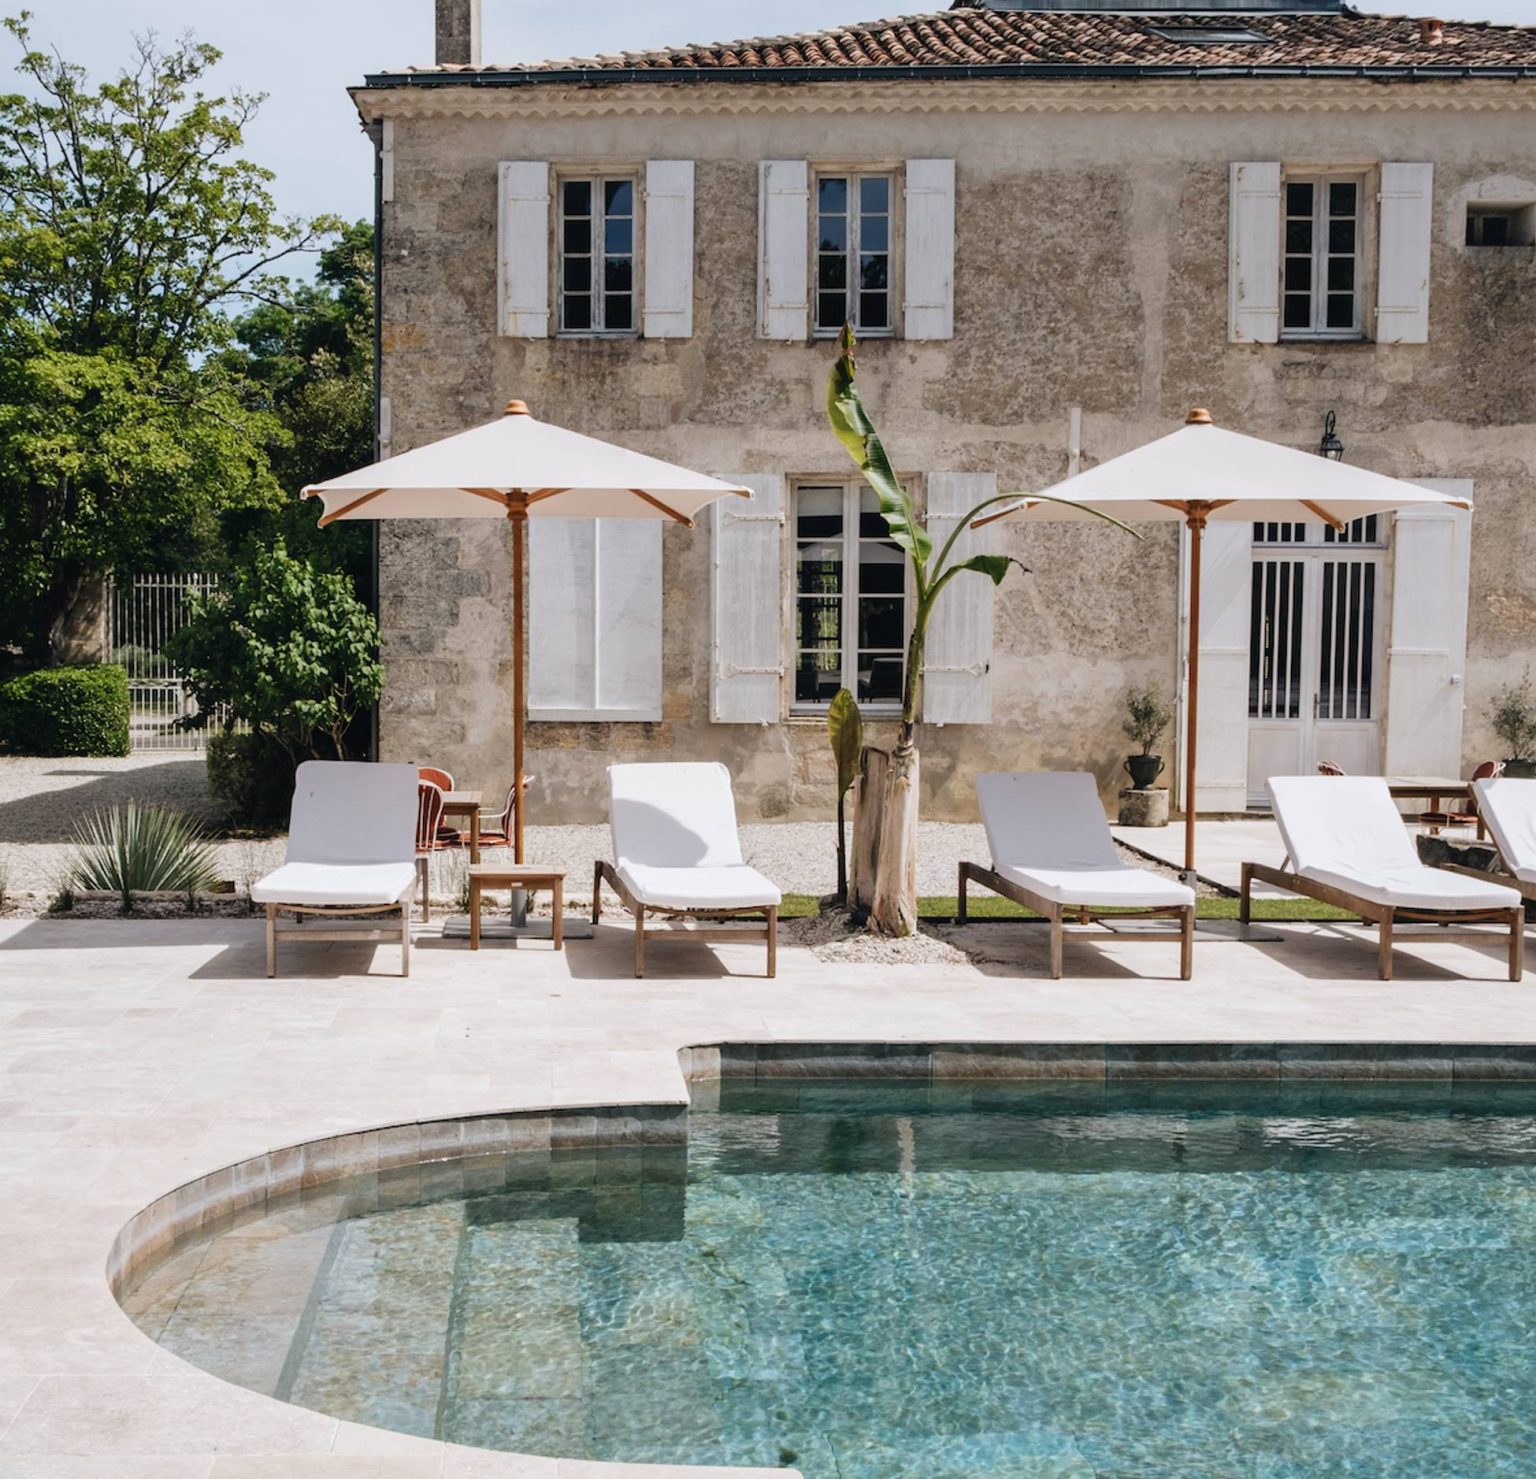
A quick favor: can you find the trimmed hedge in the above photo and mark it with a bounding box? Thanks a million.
[206,730,298,827]
[0,665,131,757]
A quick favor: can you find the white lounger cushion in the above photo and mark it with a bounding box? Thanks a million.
[976,772,1195,909]
[1268,775,1521,911]
[251,862,417,907]
[1475,777,1536,885]
[616,862,781,910]
[253,761,420,907]
[610,761,744,868]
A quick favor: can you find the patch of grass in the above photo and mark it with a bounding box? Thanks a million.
[779,893,1355,923]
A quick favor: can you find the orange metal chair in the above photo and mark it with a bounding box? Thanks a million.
[414,781,454,920]
[418,766,460,844]
[1316,760,1347,777]
[476,776,534,850]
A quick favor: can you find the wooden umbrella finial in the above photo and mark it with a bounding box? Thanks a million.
[504,399,531,416]
[1185,407,1213,425]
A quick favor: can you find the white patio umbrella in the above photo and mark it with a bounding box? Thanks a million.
[304,399,748,862]
[978,408,1473,876]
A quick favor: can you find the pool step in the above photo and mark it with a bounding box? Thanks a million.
[276,1200,467,1436]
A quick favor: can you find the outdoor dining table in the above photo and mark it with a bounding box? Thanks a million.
[439,790,482,863]
[1387,778,1479,839]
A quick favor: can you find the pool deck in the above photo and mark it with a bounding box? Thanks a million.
[1,912,1534,1477]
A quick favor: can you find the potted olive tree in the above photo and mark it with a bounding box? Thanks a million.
[1490,669,1536,779]
[1123,684,1174,790]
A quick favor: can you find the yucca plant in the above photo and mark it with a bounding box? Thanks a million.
[68,803,220,912]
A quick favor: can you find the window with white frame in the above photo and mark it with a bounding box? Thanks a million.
[814,174,894,336]
[559,176,636,334]
[1282,176,1363,339]
[793,481,907,710]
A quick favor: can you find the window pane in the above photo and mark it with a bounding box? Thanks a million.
[604,216,633,255]
[817,215,848,253]
[563,294,591,331]
[1329,180,1357,216]
[604,179,633,215]
[859,595,904,646]
[818,255,847,289]
[861,213,889,252]
[1283,296,1310,330]
[818,177,848,213]
[1285,219,1312,253]
[817,293,846,329]
[1326,257,1354,293]
[1325,293,1354,330]
[1283,257,1311,293]
[860,254,888,290]
[563,179,592,215]
[563,256,590,293]
[860,292,889,329]
[798,487,843,530]
[860,176,890,214]
[604,259,633,294]
[859,653,903,704]
[1286,181,1314,215]
[605,295,632,331]
[563,218,591,254]
[858,549,904,593]
[1328,217,1355,254]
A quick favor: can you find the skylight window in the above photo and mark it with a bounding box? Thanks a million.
[1147,25,1271,42]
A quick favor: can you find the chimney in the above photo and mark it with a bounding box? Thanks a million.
[435,0,482,67]
[1418,17,1445,46]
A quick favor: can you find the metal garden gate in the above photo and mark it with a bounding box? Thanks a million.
[106,574,242,753]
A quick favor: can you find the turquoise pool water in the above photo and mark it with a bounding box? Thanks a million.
[126,1080,1536,1476]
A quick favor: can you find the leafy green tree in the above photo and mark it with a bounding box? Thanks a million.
[0,15,337,661]
[166,540,382,762]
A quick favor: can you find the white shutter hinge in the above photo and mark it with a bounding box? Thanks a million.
[721,509,786,526]
[718,663,785,678]
[924,661,990,677]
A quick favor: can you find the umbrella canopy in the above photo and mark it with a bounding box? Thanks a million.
[304,399,747,527]
[981,409,1473,876]
[305,400,748,861]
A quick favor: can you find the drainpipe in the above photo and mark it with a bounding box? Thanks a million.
[365,116,385,763]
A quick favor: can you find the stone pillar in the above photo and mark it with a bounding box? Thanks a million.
[434,0,481,66]
[53,573,110,666]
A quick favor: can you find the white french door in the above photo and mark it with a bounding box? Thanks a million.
[1246,519,1385,805]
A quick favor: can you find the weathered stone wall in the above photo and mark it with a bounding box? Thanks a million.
[365,79,1536,822]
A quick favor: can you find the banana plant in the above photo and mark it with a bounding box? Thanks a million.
[827,687,863,905]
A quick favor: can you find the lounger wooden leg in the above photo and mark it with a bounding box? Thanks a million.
[265,903,277,978]
[956,863,968,925]
[400,904,410,977]
[1180,904,1194,981]
[1049,904,1064,980]
[469,876,481,951]
[553,877,564,951]
[1510,909,1525,982]
[417,857,430,923]
[1379,912,1395,981]
[1239,864,1253,927]
[591,862,602,925]
[765,905,777,979]
[633,903,646,978]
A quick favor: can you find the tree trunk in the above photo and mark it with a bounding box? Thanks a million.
[850,741,920,936]
[51,569,109,667]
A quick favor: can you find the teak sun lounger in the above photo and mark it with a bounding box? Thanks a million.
[1436,776,1536,909]
[959,772,1196,979]
[250,761,419,978]
[592,761,781,978]
[1243,774,1524,982]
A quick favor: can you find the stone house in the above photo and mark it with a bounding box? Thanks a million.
[352,0,1536,823]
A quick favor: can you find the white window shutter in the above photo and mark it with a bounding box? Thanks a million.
[758,160,808,341]
[498,160,550,338]
[1377,162,1434,345]
[528,520,662,721]
[643,160,694,339]
[1384,483,1472,778]
[903,158,955,341]
[710,474,784,723]
[1191,522,1253,812]
[923,473,995,725]
[1228,162,1281,344]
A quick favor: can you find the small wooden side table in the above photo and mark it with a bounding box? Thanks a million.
[468,864,566,949]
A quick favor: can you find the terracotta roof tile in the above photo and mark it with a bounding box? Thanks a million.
[383,7,1536,80]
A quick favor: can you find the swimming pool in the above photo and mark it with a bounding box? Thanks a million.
[122,1078,1536,1476]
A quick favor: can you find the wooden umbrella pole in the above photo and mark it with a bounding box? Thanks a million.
[1183,505,1207,879]
[509,496,527,864]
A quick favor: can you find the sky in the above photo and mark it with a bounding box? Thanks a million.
[26,0,1536,252]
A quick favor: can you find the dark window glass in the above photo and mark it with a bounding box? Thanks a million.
[1284,257,1311,293]
[818,177,848,213]
[604,179,633,215]
[563,294,591,331]
[818,294,846,329]
[1328,217,1355,254]
[1285,219,1312,253]
[860,176,889,213]
[860,294,888,329]
[1282,296,1310,330]
[860,255,888,290]
[1286,181,1314,215]
[1325,293,1354,330]
[563,180,591,215]
[563,218,591,254]
[818,215,848,253]
[1326,257,1354,292]
[1329,180,1357,215]
[604,217,632,255]
[819,256,847,290]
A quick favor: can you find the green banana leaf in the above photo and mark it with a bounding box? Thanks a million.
[828,687,863,799]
